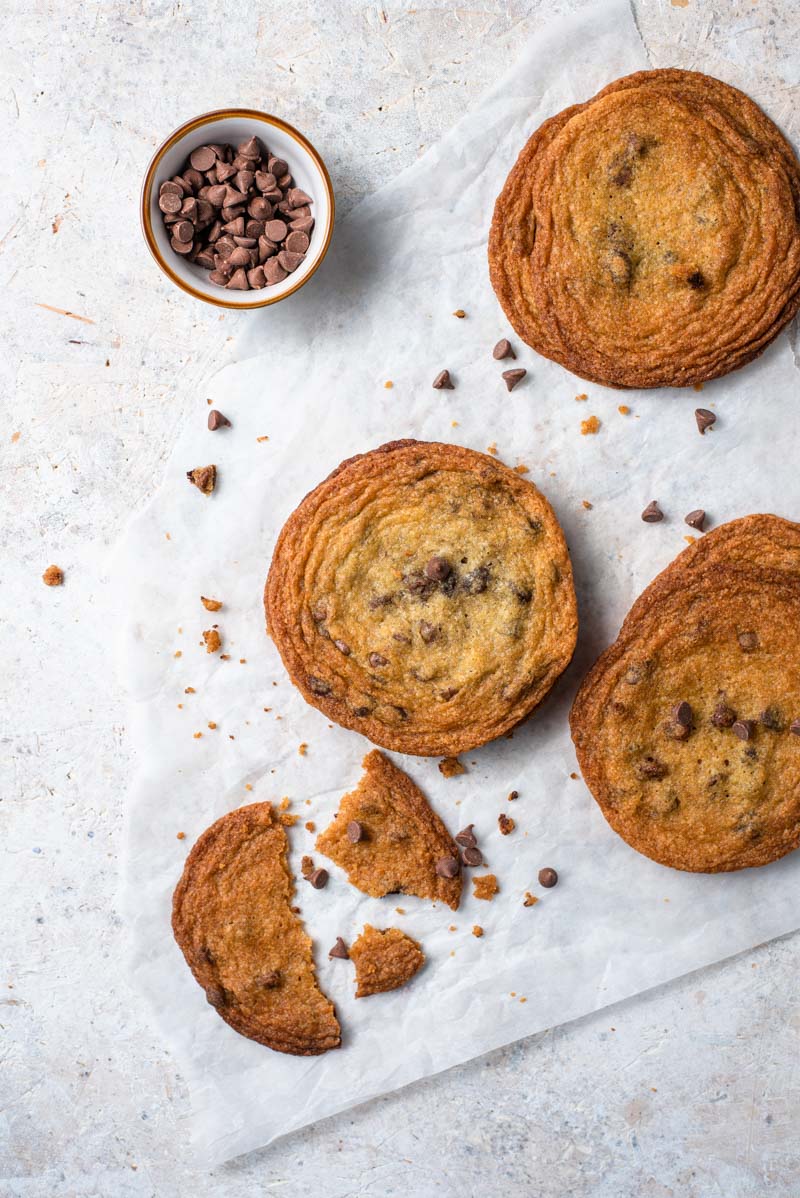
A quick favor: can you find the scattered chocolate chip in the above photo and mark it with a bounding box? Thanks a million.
[207,409,231,430]
[695,408,716,435]
[672,701,693,728]
[433,369,454,390]
[498,813,515,835]
[435,856,460,878]
[205,984,227,1008]
[685,509,706,531]
[333,639,351,655]
[307,675,331,695]
[255,970,281,989]
[737,631,759,653]
[308,867,328,889]
[461,846,483,867]
[641,501,663,523]
[790,720,800,736]
[733,719,755,741]
[687,270,706,290]
[759,706,785,731]
[329,937,349,959]
[455,825,477,848]
[502,368,526,391]
[368,652,388,668]
[508,790,519,801]
[538,867,558,888]
[368,593,394,609]
[711,702,737,728]
[424,555,451,581]
[186,464,216,495]
[493,338,515,360]
[346,820,364,843]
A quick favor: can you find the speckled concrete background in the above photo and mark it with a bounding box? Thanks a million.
[3,2,799,1195]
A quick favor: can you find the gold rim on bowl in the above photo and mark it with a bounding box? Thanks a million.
[140,108,335,310]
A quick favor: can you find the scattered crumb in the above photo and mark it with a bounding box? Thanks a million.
[239,658,246,664]
[187,464,216,495]
[176,832,185,840]
[201,596,222,612]
[507,790,519,801]
[11,431,21,444]
[684,535,696,544]
[453,309,466,318]
[580,415,601,435]
[513,464,529,474]
[193,732,203,740]
[301,855,314,878]
[395,907,406,915]
[449,925,457,932]
[219,653,230,660]
[523,892,539,907]
[575,393,588,402]
[173,650,182,659]
[279,797,290,810]
[177,703,183,709]
[203,629,221,654]
[305,821,316,832]
[439,756,466,778]
[384,380,394,389]
[693,380,704,391]
[263,707,271,712]
[165,532,171,541]
[486,443,498,456]
[280,813,298,826]
[520,997,527,1003]
[570,771,579,780]
[451,420,459,427]
[42,565,63,587]
[498,813,515,835]
[473,874,499,901]
[618,404,630,415]
[207,721,217,730]
[184,687,195,694]
[582,500,593,510]
[256,435,269,442]
[472,925,484,938]
[298,742,308,756]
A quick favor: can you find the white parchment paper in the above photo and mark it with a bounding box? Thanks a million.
[116,0,800,1166]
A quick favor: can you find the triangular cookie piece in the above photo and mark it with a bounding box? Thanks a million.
[350,925,425,997]
[315,750,462,910]
[172,802,341,1055]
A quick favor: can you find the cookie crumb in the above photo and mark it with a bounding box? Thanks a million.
[570,771,578,779]
[305,821,316,832]
[473,874,498,901]
[582,500,593,510]
[280,813,299,827]
[618,404,630,415]
[513,464,529,474]
[301,855,314,878]
[498,813,515,835]
[298,742,308,756]
[448,924,457,932]
[245,784,253,792]
[207,721,217,730]
[176,831,185,840]
[395,907,406,915]
[507,790,519,801]
[472,925,484,938]
[575,393,588,402]
[439,756,466,777]
[486,443,498,456]
[219,653,230,661]
[42,564,64,587]
[580,415,601,435]
[523,892,539,907]
[384,380,394,389]
[193,732,203,740]
[187,464,216,495]
[203,629,221,654]
[173,650,182,658]
[453,309,466,318]
[256,435,270,442]
[201,596,222,611]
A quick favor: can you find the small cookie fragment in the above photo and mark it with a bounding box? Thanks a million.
[315,750,462,909]
[203,629,222,654]
[473,873,499,901]
[580,415,600,435]
[439,756,466,778]
[201,596,222,611]
[187,464,216,495]
[498,813,515,835]
[472,925,484,937]
[350,925,424,998]
[523,892,539,906]
[42,565,63,587]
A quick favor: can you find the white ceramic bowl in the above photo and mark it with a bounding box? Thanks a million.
[141,109,334,309]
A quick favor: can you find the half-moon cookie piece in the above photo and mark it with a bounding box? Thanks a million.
[316,749,462,910]
[264,439,578,757]
[489,69,800,389]
[570,564,800,873]
[349,925,425,998]
[172,802,341,1054]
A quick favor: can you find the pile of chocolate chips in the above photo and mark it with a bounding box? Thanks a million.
[157,135,314,291]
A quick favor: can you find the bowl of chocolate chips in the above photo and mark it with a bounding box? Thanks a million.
[141,109,334,308]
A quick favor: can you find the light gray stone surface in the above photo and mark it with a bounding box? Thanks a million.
[2,2,799,1195]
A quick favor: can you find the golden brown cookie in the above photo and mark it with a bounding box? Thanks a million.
[489,69,800,389]
[264,440,577,756]
[349,925,425,997]
[315,749,461,909]
[570,561,800,872]
[172,802,341,1054]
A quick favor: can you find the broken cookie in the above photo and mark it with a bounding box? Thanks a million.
[349,924,424,998]
[315,750,461,910]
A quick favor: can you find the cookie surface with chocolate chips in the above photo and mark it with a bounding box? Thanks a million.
[349,925,425,998]
[489,69,800,389]
[571,545,800,871]
[316,750,462,909]
[172,802,341,1054]
[265,439,577,756]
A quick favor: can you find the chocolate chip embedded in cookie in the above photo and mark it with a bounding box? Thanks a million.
[171,802,341,1054]
[349,925,424,998]
[315,749,462,910]
[264,440,578,757]
[489,69,800,389]
[570,529,800,871]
